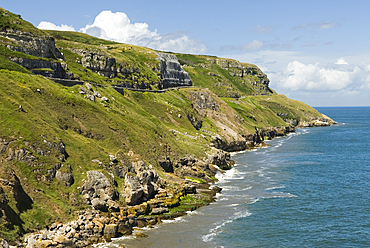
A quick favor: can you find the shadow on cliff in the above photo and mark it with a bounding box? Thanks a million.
[9,172,33,213]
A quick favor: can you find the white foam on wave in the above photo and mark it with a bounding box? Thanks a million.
[230,150,247,156]
[274,140,286,148]
[186,210,201,215]
[247,198,260,204]
[227,203,239,207]
[215,168,246,183]
[264,192,298,199]
[221,185,252,193]
[94,234,137,247]
[265,185,285,191]
[162,216,186,224]
[202,210,252,242]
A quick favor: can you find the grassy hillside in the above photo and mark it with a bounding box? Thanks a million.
[0,8,334,243]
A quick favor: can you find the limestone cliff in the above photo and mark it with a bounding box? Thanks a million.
[0,30,64,59]
[0,29,77,79]
[213,58,272,95]
[157,52,192,89]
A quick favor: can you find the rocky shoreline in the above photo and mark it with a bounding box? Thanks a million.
[0,118,336,248]
[0,15,338,247]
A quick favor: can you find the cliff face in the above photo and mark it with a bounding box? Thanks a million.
[0,29,76,79]
[213,58,273,95]
[0,30,64,59]
[157,52,192,89]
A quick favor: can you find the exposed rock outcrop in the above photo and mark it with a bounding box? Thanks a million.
[0,30,64,59]
[158,156,174,173]
[157,53,192,89]
[122,161,160,206]
[55,170,74,187]
[213,58,273,95]
[187,90,220,115]
[187,113,203,130]
[297,115,337,127]
[80,171,118,211]
[72,49,120,79]
[206,149,232,170]
[8,57,75,79]
[259,126,295,140]
[124,174,144,206]
[0,30,79,80]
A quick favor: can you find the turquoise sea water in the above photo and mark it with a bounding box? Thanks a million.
[98,107,370,248]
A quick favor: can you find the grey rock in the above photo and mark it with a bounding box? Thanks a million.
[93,91,101,97]
[104,224,118,238]
[158,156,173,173]
[207,149,231,170]
[123,174,143,206]
[151,207,169,215]
[184,183,197,194]
[188,91,220,112]
[107,199,120,212]
[0,139,10,154]
[101,96,109,102]
[0,30,64,59]
[0,239,9,248]
[81,170,118,201]
[6,148,36,164]
[117,222,132,235]
[79,87,89,95]
[91,198,108,212]
[85,83,93,91]
[55,171,74,187]
[187,113,202,130]
[9,57,74,79]
[85,94,95,102]
[157,52,192,89]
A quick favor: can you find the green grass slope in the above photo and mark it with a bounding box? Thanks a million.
[0,70,211,240]
[0,8,334,241]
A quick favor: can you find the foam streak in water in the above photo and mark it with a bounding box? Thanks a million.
[202,210,252,242]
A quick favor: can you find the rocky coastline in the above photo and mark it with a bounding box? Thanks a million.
[0,11,337,247]
[0,117,336,248]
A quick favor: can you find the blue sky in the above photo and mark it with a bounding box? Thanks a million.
[3,0,370,106]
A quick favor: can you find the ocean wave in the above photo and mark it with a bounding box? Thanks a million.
[265,185,285,191]
[186,210,201,215]
[202,210,252,242]
[264,192,298,198]
[230,150,247,156]
[94,234,136,247]
[221,185,252,192]
[246,198,260,204]
[226,203,240,207]
[215,168,246,183]
[162,216,186,224]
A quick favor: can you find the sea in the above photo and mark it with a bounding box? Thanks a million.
[96,107,370,248]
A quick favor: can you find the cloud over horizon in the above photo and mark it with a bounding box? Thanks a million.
[292,21,339,30]
[37,21,75,31]
[272,59,368,93]
[38,10,207,54]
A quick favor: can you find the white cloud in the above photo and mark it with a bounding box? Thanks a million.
[37,21,75,31]
[220,40,264,51]
[242,40,264,50]
[254,25,274,34]
[292,21,339,30]
[317,21,338,29]
[79,10,206,54]
[275,60,364,92]
[223,51,370,106]
[335,58,349,65]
